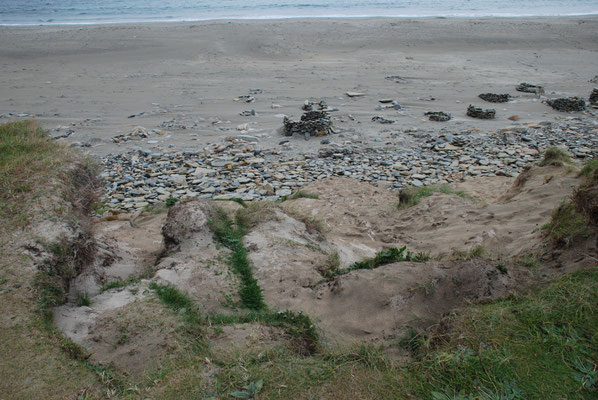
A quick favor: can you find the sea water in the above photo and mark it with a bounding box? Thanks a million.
[1,0,596,25]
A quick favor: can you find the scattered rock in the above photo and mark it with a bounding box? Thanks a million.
[589,88,598,106]
[467,105,496,119]
[234,95,255,103]
[508,115,520,121]
[372,116,394,124]
[240,109,256,117]
[303,100,328,111]
[99,116,597,213]
[127,112,145,118]
[546,97,586,112]
[237,135,259,142]
[478,93,510,103]
[346,92,365,97]
[516,82,544,94]
[425,111,451,122]
[385,75,408,84]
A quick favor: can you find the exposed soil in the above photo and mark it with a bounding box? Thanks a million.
[51,164,597,371]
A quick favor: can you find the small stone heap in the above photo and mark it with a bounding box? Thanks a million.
[467,105,496,119]
[546,97,586,112]
[283,110,332,138]
[516,82,544,94]
[303,100,328,111]
[425,111,451,122]
[479,93,510,103]
[589,88,598,106]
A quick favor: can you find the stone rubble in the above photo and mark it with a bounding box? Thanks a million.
[516,82,545,94]
[424,111,452,122]
[478,93,510,103]
[546,97,586,112]
[98,117,598,214]
[467,105,496,119]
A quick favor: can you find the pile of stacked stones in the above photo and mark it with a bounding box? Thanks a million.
[99,117,597,214]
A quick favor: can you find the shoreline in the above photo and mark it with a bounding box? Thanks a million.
[2,13,598,27]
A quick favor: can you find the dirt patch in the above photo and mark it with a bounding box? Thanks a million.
[208,323,288,353]
[84,297,181,380]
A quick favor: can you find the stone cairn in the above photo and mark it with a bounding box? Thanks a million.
[283,110,332,139]
[467,105,496,119]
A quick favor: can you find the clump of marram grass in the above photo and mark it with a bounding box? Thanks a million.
[543,201,590,247]
[317,251,340,280]
[578,159,598,178]
[283,207,327,237]
[539,146,572,167]
[235,201,279,229]
[399,184,465,209]
[280,190,320,202]
[0,121,74,224]
[452,245,485,260]
[574,160,598,226]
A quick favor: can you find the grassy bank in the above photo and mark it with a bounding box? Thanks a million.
[0,121,102,398]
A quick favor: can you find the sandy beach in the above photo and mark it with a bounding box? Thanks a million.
[1,17,597,157]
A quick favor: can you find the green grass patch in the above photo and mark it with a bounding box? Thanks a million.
[399,184,466,208]
[400,266,598,398]
[539,146,572,167]
[149,282,203,336]
[542,201,589,247]
[101,278,140,292]
[208,208,265,310]
[339,246,429,275]
[75,292,92,307]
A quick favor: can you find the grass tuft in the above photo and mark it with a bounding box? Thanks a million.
[539,146,572,167]
[339,246,429,275]
[149,282,203,335]
[453,245,485,260]
[578,159,598,178]
[75,293,92,307]
[542,200,589,247]
[280,190,320,202]
[399,184,466,209]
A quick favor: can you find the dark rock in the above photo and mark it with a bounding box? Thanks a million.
[546,97,586,112]
[385,75,407,83]
[425,111,452,122]
[478,93,510,103]
[372,116,394,124]
[589,88,598,106]
[467,105,496,119]
[516,82,544,94]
